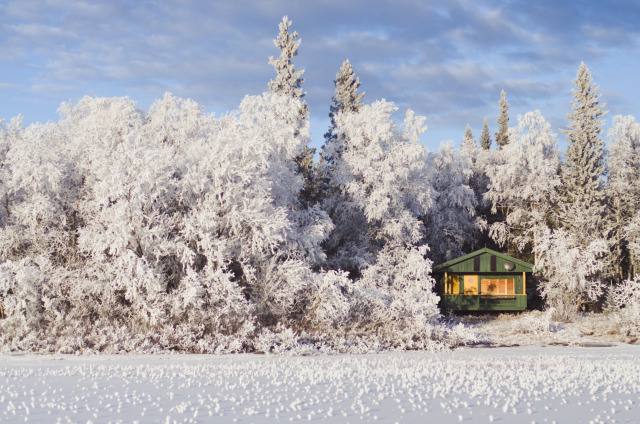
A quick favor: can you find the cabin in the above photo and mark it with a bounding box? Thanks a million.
[434,247,534,312]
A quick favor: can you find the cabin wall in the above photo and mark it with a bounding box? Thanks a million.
[444,273,524,295]
[439,272,529,312]
[441,293,527,311]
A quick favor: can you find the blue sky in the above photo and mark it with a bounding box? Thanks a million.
[1,0,639,150]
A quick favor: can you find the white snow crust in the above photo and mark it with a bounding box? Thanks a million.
[1,345,639,423]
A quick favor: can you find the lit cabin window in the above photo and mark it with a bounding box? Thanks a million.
[463,275,478,295]
[480,278,515,295]
[446,275,460,295]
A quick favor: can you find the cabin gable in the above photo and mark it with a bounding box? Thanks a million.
[433,247,533,274]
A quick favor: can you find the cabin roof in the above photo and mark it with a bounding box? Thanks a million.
[433,247,534,273]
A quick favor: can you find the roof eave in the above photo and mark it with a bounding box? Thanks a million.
[433,247,534,272]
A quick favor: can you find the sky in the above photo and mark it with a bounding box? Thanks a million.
[1,0,639,151]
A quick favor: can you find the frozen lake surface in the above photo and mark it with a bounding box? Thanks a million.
[1,345,639,423]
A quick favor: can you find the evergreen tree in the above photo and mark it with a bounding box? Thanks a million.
[424,143,479,263]
[495,90,510,149]
[460,124,484,228]
[268,16,305,106]
[268,16,315,204]
[462,122,493,248]
[461,124,475,159]
[558,63,608,249]
[480,119,492,150]
[322,59,364,165]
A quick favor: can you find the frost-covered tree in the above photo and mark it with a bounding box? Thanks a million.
[424,143,479,262]
[318,60,366,261]
[495,90,510,149]
[558,63,608,248]
[534,228,607,321]
[480,119,492,150]
[322,59,364,166]
[626,213,640,277]
[607,115,640,279]
[460,124,488,215]
[324,102,432,273]
[606,277,640,337]
[354,244,441,349]
[317,102,441,346]
[268,16,316,205]
[0,118,18,232]
[0,92,451,353]
[0,93,338,353]
[268,16,305,105]
[461,120,497,249]
[461,125,475,158]
[486,111,561,256]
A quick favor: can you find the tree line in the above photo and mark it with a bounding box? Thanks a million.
[0,16,638,353]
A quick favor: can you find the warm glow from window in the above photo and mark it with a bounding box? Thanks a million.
[463,275,478,295]
[446,275,460,295]
[480,278,515,295]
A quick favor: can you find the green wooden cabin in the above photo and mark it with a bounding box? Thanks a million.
[434,248,534,311]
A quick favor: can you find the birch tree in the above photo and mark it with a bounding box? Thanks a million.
[486,111,561,255]
[608,115,640,278]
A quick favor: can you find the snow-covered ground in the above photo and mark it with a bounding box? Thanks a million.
[452,311,640,347]
[1,346,639,423]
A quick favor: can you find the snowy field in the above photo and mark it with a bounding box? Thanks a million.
[1,346,640,423]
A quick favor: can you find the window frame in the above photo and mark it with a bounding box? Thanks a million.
[479,276,516,296]
[462,274,479,295]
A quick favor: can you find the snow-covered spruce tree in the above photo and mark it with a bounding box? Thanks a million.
[461,124,475,157]
[467,119,504,249]
[486,111,561,257]
[495,90,510,149]
[460,124,490,240]
[268,16,305,106]
[480,118,492,150]
[268,16,316,205]
[558,63,609,250]
[318,59,367,275]
[423,143,479,263]
[527,65,610,319]
[325,102,441,348]
[322,59,364,166]
[607,115,640,279]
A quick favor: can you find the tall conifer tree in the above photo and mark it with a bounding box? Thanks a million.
[480,119,492,150]
[269,16,305,106]
[558,63,608,247]
[495,90,510,149]
[268,16,315,203]
[462,125,475,156]
[322,59,364,165]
